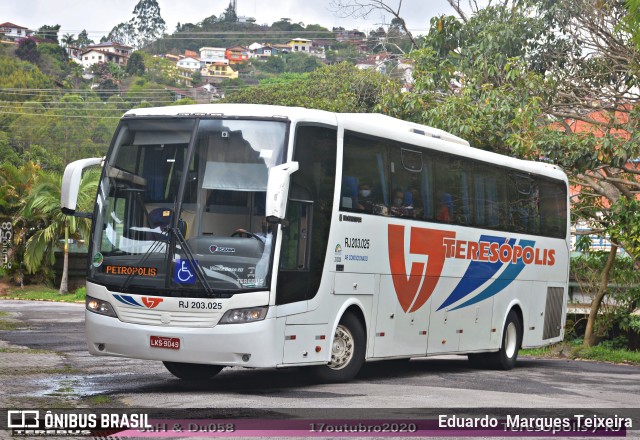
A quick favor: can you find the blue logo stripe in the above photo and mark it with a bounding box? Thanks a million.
[450,239,535,311]
[113,294,143,307]
[437,236,511,311]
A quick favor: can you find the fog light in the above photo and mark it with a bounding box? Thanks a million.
[242,354,251,362]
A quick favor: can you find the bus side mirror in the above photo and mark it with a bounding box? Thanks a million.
[266,161,299,224]
[61,157,103,218]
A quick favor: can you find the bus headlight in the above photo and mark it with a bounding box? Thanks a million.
[86,295,117,318]
[219,306,268,324]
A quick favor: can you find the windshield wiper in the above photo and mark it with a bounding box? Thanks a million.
[119,234,167,292]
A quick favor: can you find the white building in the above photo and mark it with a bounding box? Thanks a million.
[177,57,201,70]
[77,42,133,69]
[199,47,226,61]
[0,22,33,40]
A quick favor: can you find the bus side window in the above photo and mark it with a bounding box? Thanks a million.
[341,175,358,209]
[508,174,537,234]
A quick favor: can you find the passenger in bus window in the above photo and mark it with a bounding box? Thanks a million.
[407,187,422,218]
[390,188,414,218]
[436,192,452,222]
[357,182,388,215]
[357,183,374,211]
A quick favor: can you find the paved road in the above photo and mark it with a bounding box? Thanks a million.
[1,299,639,437]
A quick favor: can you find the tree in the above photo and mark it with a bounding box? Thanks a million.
[1,162,41,287]
[34,24,61,43]
[105,22,136,46]
[255,56,286,74]
[20,170,98,293]
[283,52,322,73]
[329,0,418,49]
[61,33,75,48]
[126,51,146,76]
[0,55,53,101]
[76,29,94,47]
[221,1,238,23]
[225,62,397,113]
[15,38,40,64]
[129,0,167,48]
[571,248,640,345]
[36,43,70,79]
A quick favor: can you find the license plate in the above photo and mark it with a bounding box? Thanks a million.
[150,336,180,350]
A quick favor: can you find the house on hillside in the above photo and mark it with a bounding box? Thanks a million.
[199,47,228,72]
[333,28,366,43]
[225,46,249,64]
[272,43,290,54]
[184,49,198,58]
[355,52,395,73]
[193,82,223,102]
[288,38,311,53]
[76,42,133,69]
[252,44,279,60]
[164,86,191,101]
[177,57,201,70]
[199,47,226,61]
[202,62,238,80]
[0,22,34,41]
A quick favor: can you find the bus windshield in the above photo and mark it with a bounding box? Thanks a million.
[89,117,288,296]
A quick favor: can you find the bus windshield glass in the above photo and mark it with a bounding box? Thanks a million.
[89,117,288,296]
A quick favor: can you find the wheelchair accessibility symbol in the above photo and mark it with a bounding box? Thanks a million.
[174,259,197,284]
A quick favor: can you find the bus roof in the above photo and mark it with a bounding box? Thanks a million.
[122,104,567,183]
[122,103,335,122]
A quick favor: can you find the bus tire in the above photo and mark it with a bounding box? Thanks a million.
[311,312,365,383]
[488,310,522,370]
[163,361,223,380]
[467,353,489,368]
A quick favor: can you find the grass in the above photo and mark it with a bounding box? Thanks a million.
[522,342,640,365]
[86,395,114,406]
[573,345,640,364]
[3,285,85,303]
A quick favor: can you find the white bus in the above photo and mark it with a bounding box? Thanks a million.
[61,104,569,382]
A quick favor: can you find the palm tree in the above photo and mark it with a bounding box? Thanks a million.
[1,162,41,287]
[21,169,99,293]
[61,33,76,48]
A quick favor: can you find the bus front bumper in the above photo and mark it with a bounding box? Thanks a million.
[85,310,282,368]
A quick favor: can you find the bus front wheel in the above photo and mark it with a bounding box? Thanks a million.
[311,312,365,383]
[163,361,223,380]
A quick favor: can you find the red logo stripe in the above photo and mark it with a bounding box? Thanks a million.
[142,297,163,308]
[388,225,455,313]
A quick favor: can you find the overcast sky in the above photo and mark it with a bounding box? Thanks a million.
[3,0,453,42]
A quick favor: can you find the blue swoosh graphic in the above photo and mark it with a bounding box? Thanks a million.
[437,235,511,311]
[113,294,143,307]
[451,239,536,311]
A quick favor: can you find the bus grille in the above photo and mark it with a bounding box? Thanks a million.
[117,308,221,327]
[543,287,564,340]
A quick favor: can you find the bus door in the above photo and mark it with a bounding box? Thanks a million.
[275,125,337,308]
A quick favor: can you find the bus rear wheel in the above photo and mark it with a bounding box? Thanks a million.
[163,361,223,380]
[468,310,522,370]
[311,312,365,383]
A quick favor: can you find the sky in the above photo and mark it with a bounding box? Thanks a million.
[2,0,453,42]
